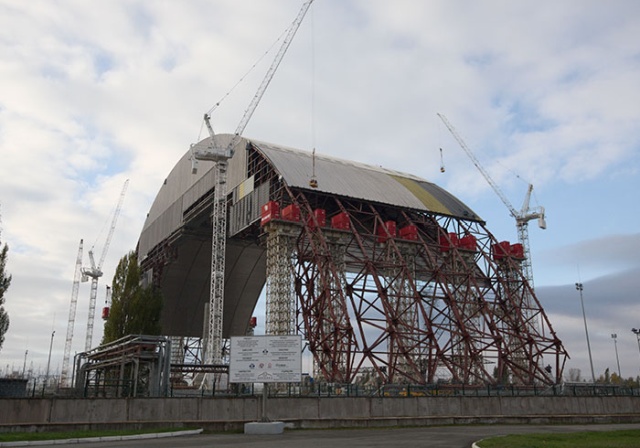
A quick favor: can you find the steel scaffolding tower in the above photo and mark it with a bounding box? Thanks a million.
[265,223,296,335]
[207,160,228,366]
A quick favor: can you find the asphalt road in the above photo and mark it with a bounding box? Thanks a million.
[58,423,640,448]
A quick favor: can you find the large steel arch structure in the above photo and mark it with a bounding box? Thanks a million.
[138,134,567,386]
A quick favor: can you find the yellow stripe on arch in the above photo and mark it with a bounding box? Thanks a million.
[391,175,451,215]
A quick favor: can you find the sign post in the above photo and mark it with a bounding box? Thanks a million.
[229,335,302,434]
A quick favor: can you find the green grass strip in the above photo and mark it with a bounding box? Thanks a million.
[477,429,640,448]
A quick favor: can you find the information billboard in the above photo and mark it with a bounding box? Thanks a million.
[229,335,302,383]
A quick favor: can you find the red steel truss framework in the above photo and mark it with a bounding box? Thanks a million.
[261,183,567,386]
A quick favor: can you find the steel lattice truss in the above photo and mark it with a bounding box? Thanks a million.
[262,187,567,386]
[265,224,297,335]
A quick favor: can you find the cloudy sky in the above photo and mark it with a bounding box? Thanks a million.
[1,0,639,382]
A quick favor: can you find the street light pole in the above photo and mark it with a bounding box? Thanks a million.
[576,283,596,383]
[632,328,640,367]
[611,333,621,379]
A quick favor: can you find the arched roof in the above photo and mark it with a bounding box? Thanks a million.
[253,140,479,220]
[140,135,479,259]
[138,134,480,338]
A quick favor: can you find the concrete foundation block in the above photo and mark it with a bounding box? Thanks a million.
[244,421,285,435]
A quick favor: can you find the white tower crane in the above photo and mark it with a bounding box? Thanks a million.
[81,179,129,351]
[437,113,546,288]
[191,0,314,379]
[102,285,112,320]
[60,238,84,387]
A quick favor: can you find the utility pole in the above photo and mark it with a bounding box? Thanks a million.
[576,283,595,383]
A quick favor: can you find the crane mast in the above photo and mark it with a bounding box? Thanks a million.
[437,113,546,288]
[192,0,314,380]
[60,239,83,387]
[515,184,546,288]
[81,179,129,351]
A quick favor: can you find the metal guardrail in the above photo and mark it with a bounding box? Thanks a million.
[164,382,640,399]
[18,379,640,399]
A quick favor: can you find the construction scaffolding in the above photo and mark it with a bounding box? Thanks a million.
[258,182,566,386]
[264,221,297,336]
[138,137,567,390]
[74,335,171,398]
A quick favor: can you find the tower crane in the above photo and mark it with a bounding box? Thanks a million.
[191,0,314,379]
[436,113,546,288]
[102,285,112,320]
[81,179,129,351]
[60,239,83,387]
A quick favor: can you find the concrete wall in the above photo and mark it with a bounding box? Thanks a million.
[1,396,639,432]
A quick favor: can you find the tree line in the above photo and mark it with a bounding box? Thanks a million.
[566,367,640,387]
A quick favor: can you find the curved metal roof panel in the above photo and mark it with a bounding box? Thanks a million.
[252,140,480,221]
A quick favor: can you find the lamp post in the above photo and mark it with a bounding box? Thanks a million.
[611,333,621,379]
[575,283,595,383]
[632,328,640,366]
